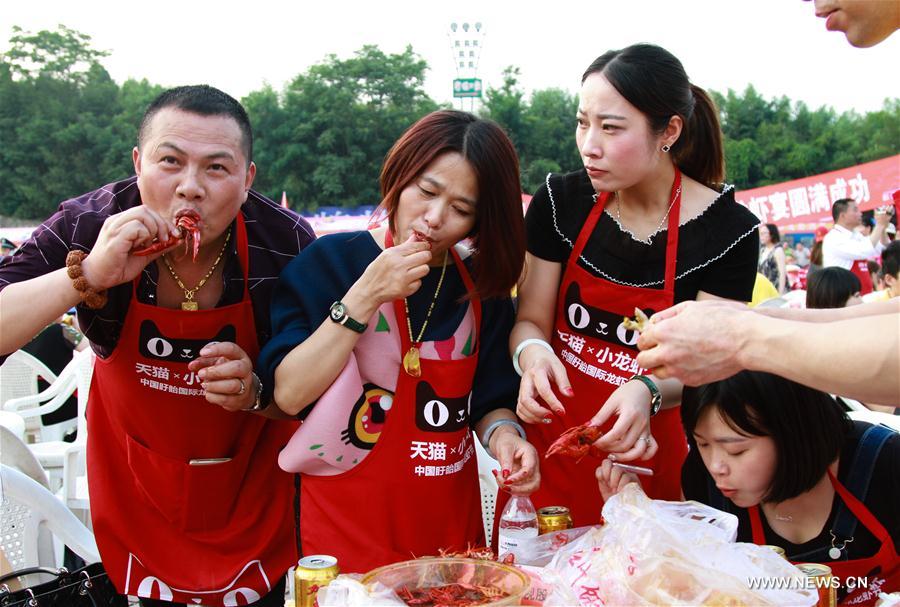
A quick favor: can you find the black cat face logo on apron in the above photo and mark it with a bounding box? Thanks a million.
[415,381,470,433]
[138,320,236,362]
[564,283,651,348]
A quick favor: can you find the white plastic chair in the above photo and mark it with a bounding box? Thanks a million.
[755,289,807,310]
[834,395,900,432]
[0,350,57,410]
[0,410,25,442]
[782,289,807,308]
[474,433,500,547]
[4,349,94,497]
[3,352,78,444]
[0,464,100,575]
[0,426,50,491]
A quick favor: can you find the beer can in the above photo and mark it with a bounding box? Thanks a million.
[537,506,573,535]
[762,544,786,559]
[294,555,339,607]
[796,563,836,607]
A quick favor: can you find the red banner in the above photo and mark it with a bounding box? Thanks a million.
[734,155,899,234]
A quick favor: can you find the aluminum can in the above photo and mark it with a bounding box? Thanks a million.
[762,544,786,559]
[796,562,836,607]
[537,506,573,535]
[294,555,339,607]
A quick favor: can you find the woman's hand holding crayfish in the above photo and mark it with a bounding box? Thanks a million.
[341,233,433,321]
[588,380,657,462]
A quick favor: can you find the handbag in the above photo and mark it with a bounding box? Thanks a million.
[0,562,126,607]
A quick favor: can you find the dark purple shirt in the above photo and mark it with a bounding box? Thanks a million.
[0,176,316,362]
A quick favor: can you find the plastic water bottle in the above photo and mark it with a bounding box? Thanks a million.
[497,495,538,562]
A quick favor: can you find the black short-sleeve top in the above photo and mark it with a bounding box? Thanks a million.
[525,169,761,303]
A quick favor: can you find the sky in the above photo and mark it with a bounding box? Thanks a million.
[1,0,898,115]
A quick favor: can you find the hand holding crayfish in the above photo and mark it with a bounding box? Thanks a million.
[81,206,182,290]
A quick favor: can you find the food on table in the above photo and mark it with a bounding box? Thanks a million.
[396,582,509,606]
[362,558,529,607]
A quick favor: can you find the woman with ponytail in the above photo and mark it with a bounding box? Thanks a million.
[505,43,760,528]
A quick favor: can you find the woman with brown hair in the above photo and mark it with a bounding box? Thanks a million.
[259,110,539,572]
[509,43,759,528]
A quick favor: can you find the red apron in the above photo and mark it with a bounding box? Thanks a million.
[748,471,899,605]
[506,171,689,529]
[87,215,298,606]
[850,259,874,296]
[299,239,485,574]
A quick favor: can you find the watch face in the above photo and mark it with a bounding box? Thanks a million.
[330,302,346,321]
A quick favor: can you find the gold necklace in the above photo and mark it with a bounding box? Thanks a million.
[401,250,449,377]
[160,228,231,311]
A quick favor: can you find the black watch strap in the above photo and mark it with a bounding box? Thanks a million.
[629,374,662,416]
[329,301,367,333]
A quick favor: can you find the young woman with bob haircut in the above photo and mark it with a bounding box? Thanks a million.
[807,266,863,309]
[598,371,899,603]
[508,43,759,527]
[678,372,899,604]
[258,110,539,573]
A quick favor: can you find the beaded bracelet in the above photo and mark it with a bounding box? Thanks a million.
[65,250,108,309]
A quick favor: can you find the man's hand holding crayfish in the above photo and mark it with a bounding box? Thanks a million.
[81,205,185,290]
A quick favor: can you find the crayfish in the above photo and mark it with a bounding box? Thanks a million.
[621,307,650,333]
[133,209,202,261]
[545,423,604,463]
[396,583,509,607]
[436,545,496,561]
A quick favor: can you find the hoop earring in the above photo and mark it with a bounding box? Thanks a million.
[661,144,671,153]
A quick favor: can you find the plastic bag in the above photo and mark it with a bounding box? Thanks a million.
[500,526,593,567]
[317,574,405,606]
[546,484,819,606]
[877,593,900,607]
[517,564,580,606]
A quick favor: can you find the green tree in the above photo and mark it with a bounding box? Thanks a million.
[0,26,160,219]
[482,70,580,193]
[481,66,526,150]
[3,24,109,85]
[247,45,439,211]
[713,85,899,189]
[2,25,898,219]
[520,88,580,192]
[241,85,290,198]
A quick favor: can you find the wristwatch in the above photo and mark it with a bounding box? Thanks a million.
[329,301,367,333]
[628,374,662,417]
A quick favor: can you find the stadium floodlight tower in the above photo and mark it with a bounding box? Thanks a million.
[448,21,485,112]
